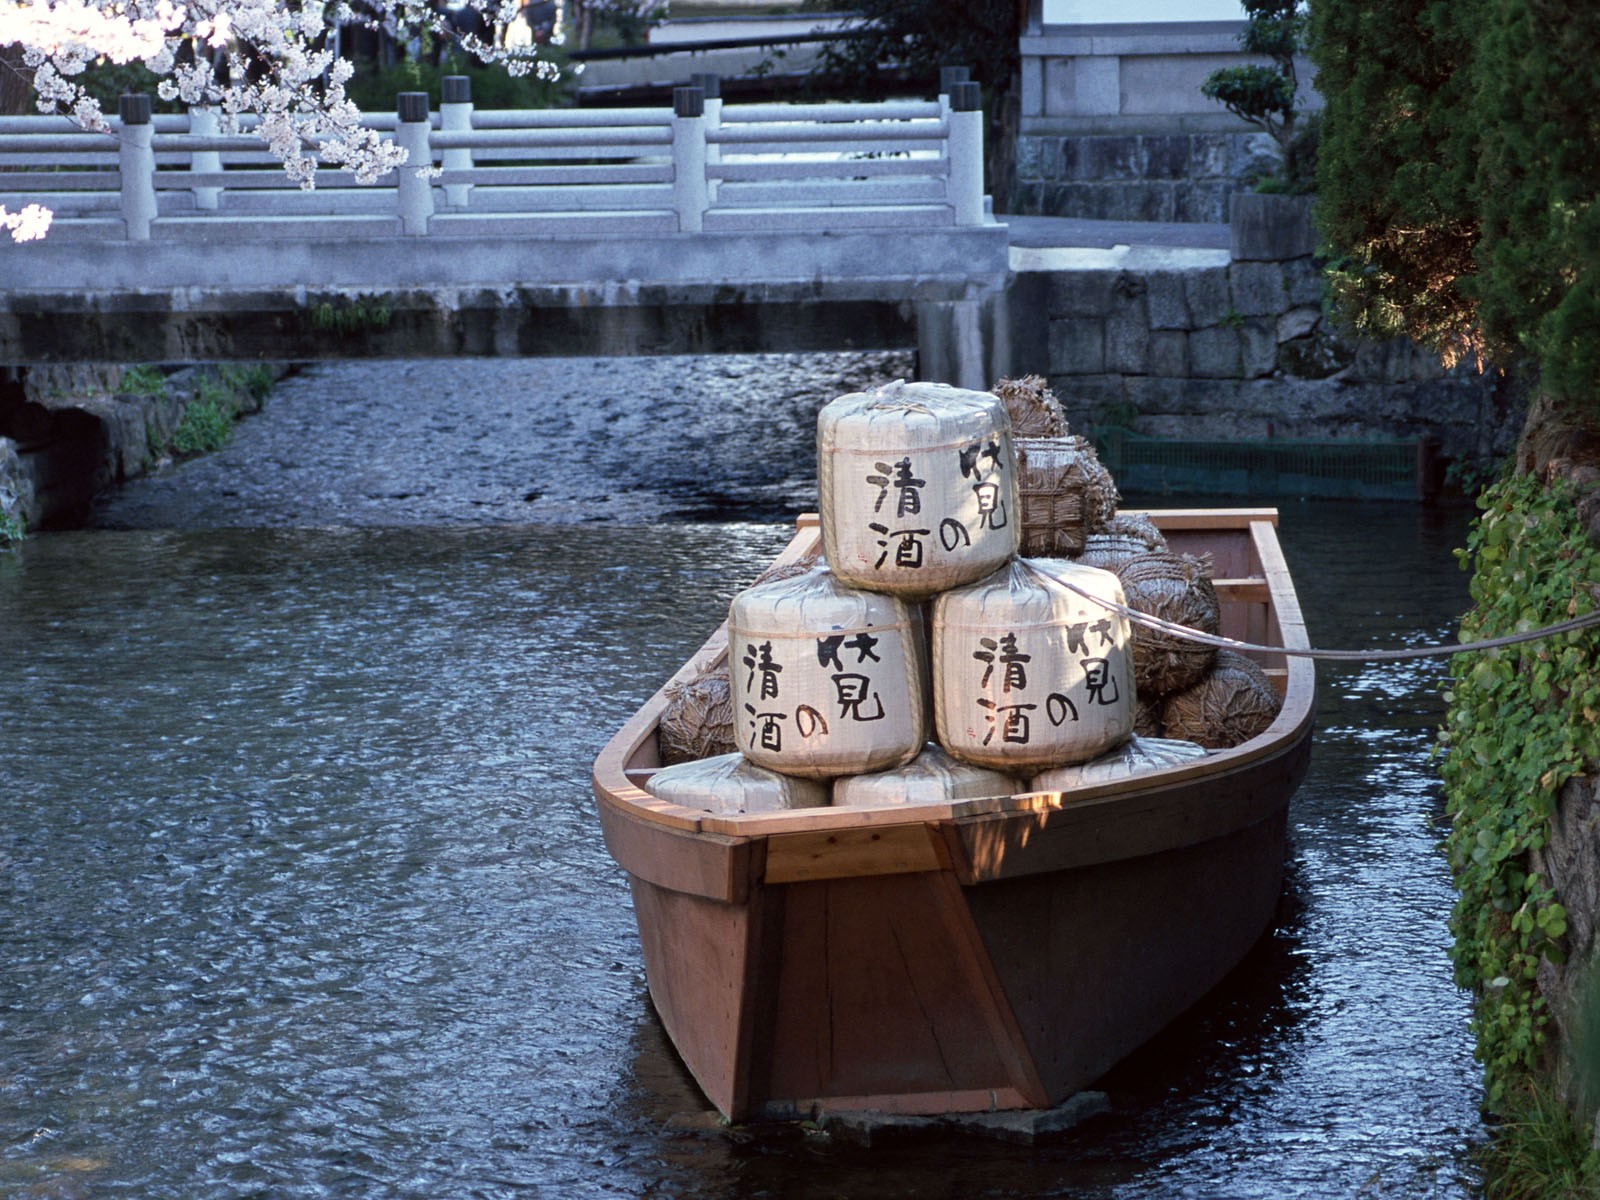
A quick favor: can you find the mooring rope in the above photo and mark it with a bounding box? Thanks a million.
[1043,571,1600,663]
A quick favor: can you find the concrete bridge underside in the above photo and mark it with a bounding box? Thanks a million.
[1,229,1013,388]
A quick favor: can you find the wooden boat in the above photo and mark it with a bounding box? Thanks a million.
[592,508,1314,1122]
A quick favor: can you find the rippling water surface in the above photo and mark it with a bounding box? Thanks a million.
[2,357,1485,1197]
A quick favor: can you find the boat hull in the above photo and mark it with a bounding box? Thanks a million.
[609,739,1304,1120]
[593,509,1316,1121]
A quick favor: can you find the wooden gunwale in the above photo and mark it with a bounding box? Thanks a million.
[592,508,1313,899]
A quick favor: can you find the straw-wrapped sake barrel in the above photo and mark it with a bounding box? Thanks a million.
[657,666,736,764]
[729,563,928,779]
[1015,435,1119,557]
[1030,734,1208,791]
[833,743,1021,808]
[992,374,1068,437]
[933,558,1136,770]
[818,380,1020,596]
[646,752,828,815]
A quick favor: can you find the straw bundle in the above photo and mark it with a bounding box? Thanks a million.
[1117,551,1220,696]
[1134,693,1164,738]
[1015,436,1120,556]
[1160,650,1282,749]
[657,666,737,764]
[1102,510,1168,553]
[992,374,1069,438]
[1078,531,1160,573]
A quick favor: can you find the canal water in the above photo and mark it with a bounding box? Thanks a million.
[2,356,1486,1197]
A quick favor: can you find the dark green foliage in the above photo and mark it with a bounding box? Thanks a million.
[341,50,571,113]
[805,0,1021,210]
[1473,0,1600,422]
[1440,474,1600,1114]
[1311,0,1484,365]
[1315,0,1600,423]
[1200,0,1307,152]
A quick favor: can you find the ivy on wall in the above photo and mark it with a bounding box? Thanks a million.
[1440,472,1600,1109]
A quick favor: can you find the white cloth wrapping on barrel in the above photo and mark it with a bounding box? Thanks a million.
[645,752,829,814]
[832,742,1021,808]
[817,380,1020,596]
[934,557,1136,770]
[728,563,928,779]
[1029,734,1208,792]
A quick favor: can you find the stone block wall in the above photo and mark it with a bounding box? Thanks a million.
[1008,214,1521,465]
[1012,129,1280,224]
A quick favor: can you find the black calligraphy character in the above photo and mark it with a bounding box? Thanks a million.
[939,517,973,552]
[1047,693,1079,726]
[977,633,1029,691]
[745,702,787,751]
[973,636,998,688]
[866,463,893,513]
[1064,621,1089,655]
[1092,617,1116,647]
[958,440,1002,477]
[892,457,925,517]
[972,480,1008,530]
[743,640,783,700]
[844,631,880,663]
[796,704,829,739]
[866,458,925,516]
[1082,658,1120,706]
[870,522,929,569]
[977,697,1036,745]
[998,633,1030,691]
[816,635,845,671]
[832,674,884,722]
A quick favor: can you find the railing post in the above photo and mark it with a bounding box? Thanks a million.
[939,65,971,117]
[440,75,473,208]
[117,93,157,241]
[672,86,708,234]
[188,104,222,210]
[396,91,434,235]
[947,80,984,227]
[692,73,722,200]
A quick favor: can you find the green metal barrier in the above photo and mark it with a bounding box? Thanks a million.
[1090,427,1427,501]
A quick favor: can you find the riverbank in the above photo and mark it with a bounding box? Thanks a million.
[0,362,287,538]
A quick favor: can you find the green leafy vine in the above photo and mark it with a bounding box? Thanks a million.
[1440,471,1600,1110]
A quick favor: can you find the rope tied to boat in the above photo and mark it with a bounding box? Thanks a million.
[1044,572,1600,663]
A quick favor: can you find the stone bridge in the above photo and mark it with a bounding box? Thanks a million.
[0,81,1011,389]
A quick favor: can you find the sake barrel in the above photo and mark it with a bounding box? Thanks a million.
[833,742,1021,808]
[1015,435,1119,557]
[1030,734,1207,792]
[933,558,1136,770]
[646,752,828,815]
[818,380,1020,596]
[729,563,928,779]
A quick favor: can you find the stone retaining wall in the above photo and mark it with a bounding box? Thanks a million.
[1012,129,1279,224]
[0,363,281,532]
[1009,198,1522,468]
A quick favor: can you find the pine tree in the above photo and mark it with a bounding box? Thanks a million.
[1311,0,1484,366]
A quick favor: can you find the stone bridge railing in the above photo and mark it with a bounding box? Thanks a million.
[0,78,986,244]
[0,78,1010,386]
